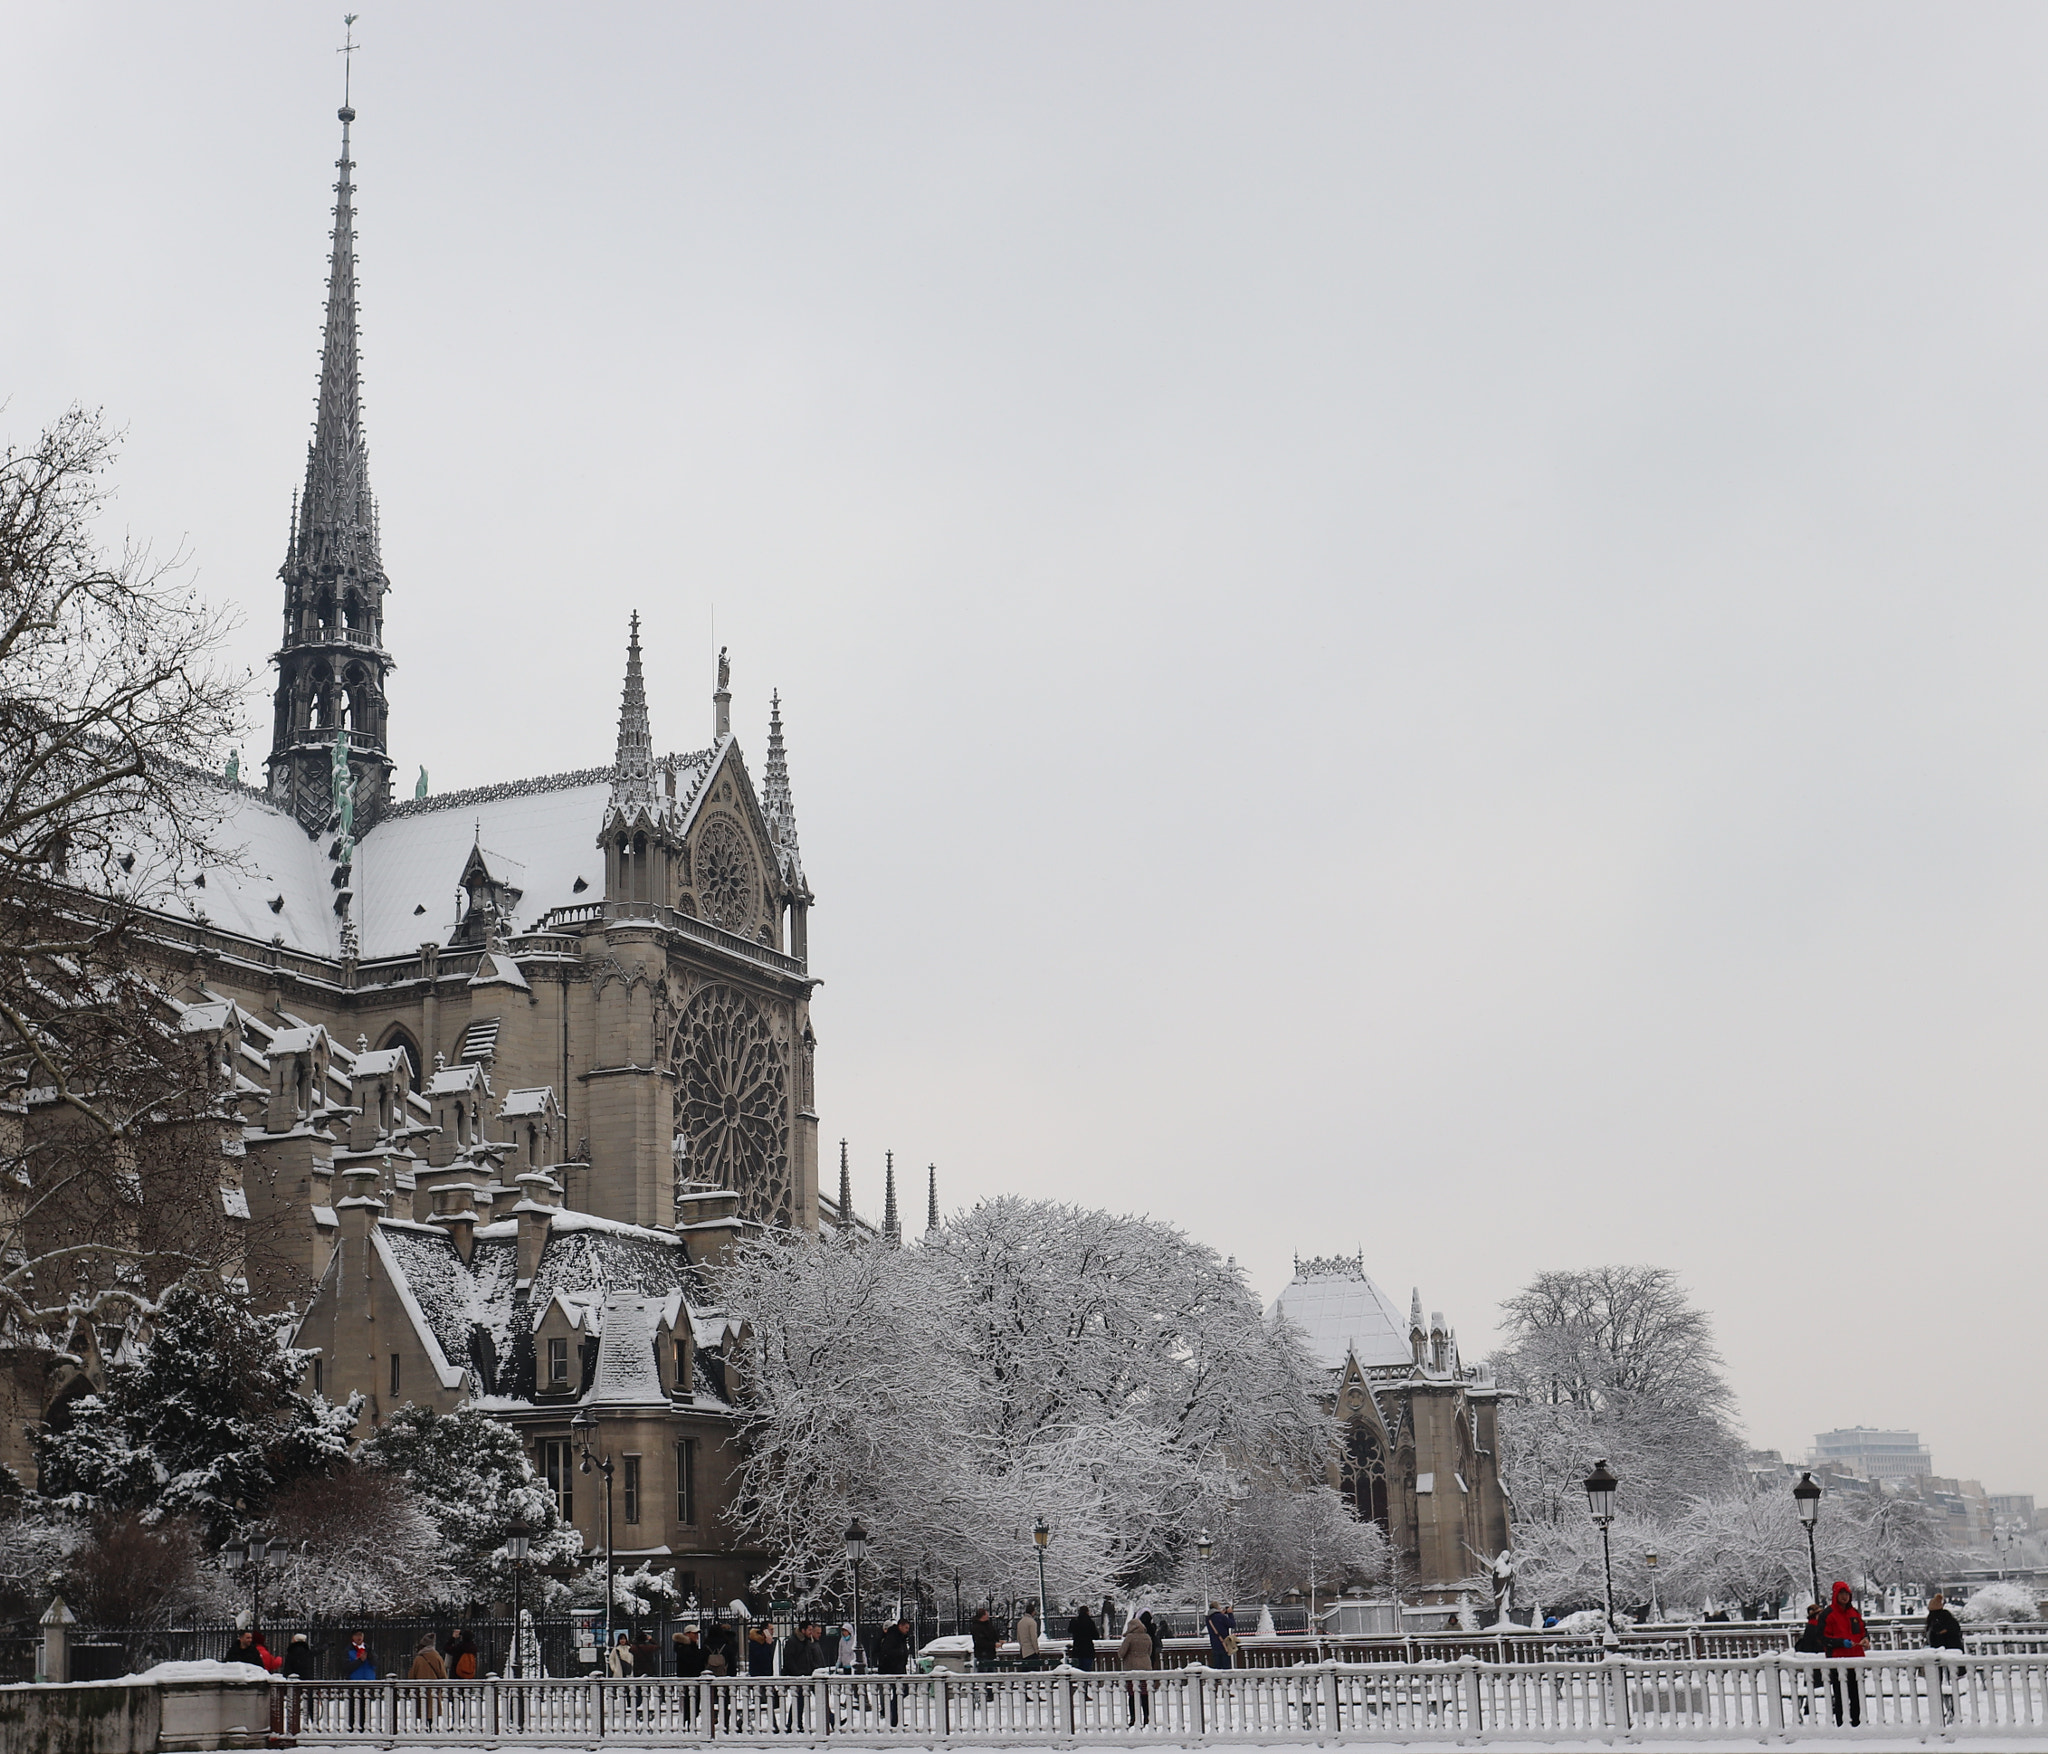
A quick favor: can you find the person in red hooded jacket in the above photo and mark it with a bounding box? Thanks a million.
[1820,1581,1866,1726]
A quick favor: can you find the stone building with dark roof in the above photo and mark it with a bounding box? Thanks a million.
[1271,1254,1513,1606]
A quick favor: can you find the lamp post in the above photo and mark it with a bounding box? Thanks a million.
[845,1518,869,1672]
[1793,1471,1823,1609]
[1032,1519,1051,1638]
[222,1535,288,1638]
[1196,1528,1213,1619]
[506,1513,533,1681]
[1583,1460,1618,1642]
[570,1411,616,1657]
[1645,1552,1660,1623]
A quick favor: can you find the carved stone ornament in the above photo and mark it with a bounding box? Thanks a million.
[672,983,790,1225]
[694,816,758,933]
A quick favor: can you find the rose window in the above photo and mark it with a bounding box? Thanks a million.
[673,984,790,1224]
[694,817,758,933]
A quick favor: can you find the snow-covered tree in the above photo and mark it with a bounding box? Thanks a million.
[359,1403,579,1604]
[261,1466,451,1617]
[1491,1266,1745,1527]
[34,1273,358,1542]
[572,1560,683,1620]
[57,1510,221,1626]
[1195,1480,1389,1605]
[718,1198,1341,1608]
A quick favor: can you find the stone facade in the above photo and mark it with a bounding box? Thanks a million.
[1272,1255,1512,1605]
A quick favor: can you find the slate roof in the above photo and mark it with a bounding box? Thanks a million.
[373,1214,726,1407]
[1269,1260,1412,1371]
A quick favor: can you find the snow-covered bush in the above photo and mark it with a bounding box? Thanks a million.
[264,1466,451,1616]
[1961,1581,2039,1624]
[572,1560,683,1620]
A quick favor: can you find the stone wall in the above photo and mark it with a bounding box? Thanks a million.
[0,1675,269,1754]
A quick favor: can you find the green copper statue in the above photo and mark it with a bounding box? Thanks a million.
[416,765,429,800]
[224,749,239,784]
[331,730,354,860]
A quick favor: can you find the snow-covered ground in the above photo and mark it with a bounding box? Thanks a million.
[282,1741,2048,1753]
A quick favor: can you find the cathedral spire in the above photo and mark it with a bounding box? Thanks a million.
[882,1150,901,1247]
[610,613,656,811]
[266,89,395,829]
[298,100,378,582]
[837,1138,852,1225]
[926,1163,939,1237]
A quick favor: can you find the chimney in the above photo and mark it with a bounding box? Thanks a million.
[431,1179,481,1265]
[337,1161,386,1243]
[514,1170,560,1283]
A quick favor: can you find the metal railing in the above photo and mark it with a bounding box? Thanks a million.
[271,1652,2048,1743]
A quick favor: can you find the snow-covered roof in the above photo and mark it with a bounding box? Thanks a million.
[1269,1257,1412,1371]
[499,1087,555,1119]
[353,776,612,958]
[372,1211,718,1404]
[590,1296,665,1406]
[351,1047,408,1076]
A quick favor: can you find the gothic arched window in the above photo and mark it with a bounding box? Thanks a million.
[1344,1418,1390,1530]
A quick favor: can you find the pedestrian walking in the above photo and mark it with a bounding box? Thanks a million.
[785,1618,825,1730]
[969,1608,1000,1672]
[409,1631,446,1727]
[606,1630,634,1677]
[1068,1603,1099,1672]
[1792,1603,1826,1718]
[224,1628,272,1671]
[1821,1581,1866,1727]
[1205,1602,1236,1670]
[1927,1592,1966,1724]
[747,1621,777,1680]
[1140,1610,1163,1670]
[447,1628,479,1680]
[836,1621,858,1671]
[873,1613,914,1726]
[281,1632,316,1679]
[1015,1607,1041,1671]
[342,1631,377,1733]
[1119,1615,1154,1724]
[673,1625,707,1726]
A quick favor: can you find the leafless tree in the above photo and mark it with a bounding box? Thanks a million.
[0,406,248,1352]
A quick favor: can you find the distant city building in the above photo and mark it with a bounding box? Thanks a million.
[1809,1427,1933,1482]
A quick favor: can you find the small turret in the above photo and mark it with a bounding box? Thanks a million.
[882,1150,901,1247]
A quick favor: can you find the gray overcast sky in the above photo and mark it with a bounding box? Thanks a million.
[8,5,2046,1498]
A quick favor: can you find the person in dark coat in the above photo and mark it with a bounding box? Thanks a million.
[784,1620,825,1729]
[672,1626,707,1726]
[1820,1582,1866,1726]
[447,1629,480,1680]
[1792,1603,1826,1717]
[872,1615,914,1727]
[746,1623,777,1678]
[1927,1593,1966,1723]
[1068,1604,1099,1672]
[969,1608,1000,1672]
[1205,1603,1235,1669]
[225,1628,270,1670]
[1140,1609,1163,1666]
[278,1632,316,1737]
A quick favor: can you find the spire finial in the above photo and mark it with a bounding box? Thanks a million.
[339,13,361,116]
[926,1163,939,1236]
[882,1150,901,1246]
[837,1138,852,1226]
[713,645,732,739]
[762,690,805,886]
[609,613,656,811]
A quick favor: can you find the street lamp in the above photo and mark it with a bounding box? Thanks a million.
[1032,1519,1050,1640]
[1583,1460,1619,1642]
[1645,1552,1660,1623]
[570,1411,616,1657]
[1196,1528,1213,1617]
[223,1535,288,1637]
[505,1513,533,1681]
[845,1518,869,1672]
[1793,1472,1823,1609]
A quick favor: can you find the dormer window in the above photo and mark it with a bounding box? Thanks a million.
[673,1336,688,1392]
[548,1336,570,1388]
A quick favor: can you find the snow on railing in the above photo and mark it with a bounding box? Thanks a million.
[276,1650,2048,1743]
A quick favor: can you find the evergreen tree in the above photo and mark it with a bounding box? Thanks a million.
[361,1403,579,1602]
[35,1273,358,1541]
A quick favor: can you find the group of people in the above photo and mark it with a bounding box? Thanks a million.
[1792,1582,1972,1727]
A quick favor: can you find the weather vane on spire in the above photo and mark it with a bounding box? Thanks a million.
[339,14,361,111]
